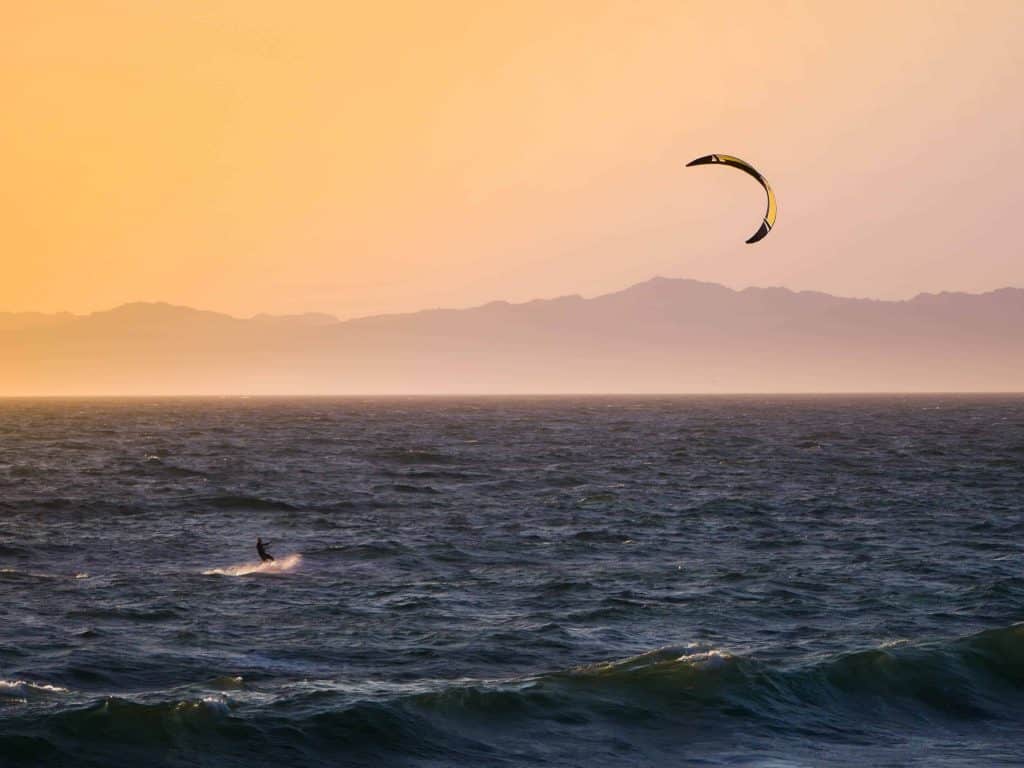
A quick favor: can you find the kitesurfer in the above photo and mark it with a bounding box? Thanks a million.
[257,537,274,563]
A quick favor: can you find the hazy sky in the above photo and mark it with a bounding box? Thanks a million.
[4,0,1023,318]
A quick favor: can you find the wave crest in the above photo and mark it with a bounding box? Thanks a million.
[0,679,70,701]
[5,625,1024,763]
[413,624,1024,723]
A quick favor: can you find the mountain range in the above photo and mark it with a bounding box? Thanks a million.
[2,278,1022,394]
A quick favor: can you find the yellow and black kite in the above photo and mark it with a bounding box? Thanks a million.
[686,154,776,244]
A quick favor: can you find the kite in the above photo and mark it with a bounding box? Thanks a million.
[686,154,776,244]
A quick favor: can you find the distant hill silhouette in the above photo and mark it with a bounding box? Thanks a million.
[2,278,1022,394]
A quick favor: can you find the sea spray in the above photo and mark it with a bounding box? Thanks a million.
[202,553,303,576]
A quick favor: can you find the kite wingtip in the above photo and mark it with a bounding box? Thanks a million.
[745,221,771,244]
[686,155,716,167]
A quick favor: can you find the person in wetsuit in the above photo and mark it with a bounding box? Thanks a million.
[257,537,274,563]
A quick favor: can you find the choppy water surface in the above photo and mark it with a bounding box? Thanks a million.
[1,396,1023,767]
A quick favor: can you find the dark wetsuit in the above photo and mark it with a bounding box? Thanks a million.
[257,538,274,562]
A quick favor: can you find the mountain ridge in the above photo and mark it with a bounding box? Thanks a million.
[7,276,1023,326]
[2,277,1022,395]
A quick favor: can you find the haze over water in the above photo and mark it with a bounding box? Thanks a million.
[2,396,1023,767]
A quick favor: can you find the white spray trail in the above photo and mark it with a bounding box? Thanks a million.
[203,553,302,576]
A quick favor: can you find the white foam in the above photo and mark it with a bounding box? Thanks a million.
[1,568,75,580]
[0,680,70,698]
[676,650,734,669]
[208,675,245,692]
[203,553,302,576]
[879,638,910,649]
[173,696,230,716]
[201,696,230,714]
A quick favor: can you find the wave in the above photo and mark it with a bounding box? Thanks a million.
[377,482,441,494]
[208,675,245,691]
[588,624,1021,718]
[370,448,456,465]
[501,624,1024,717]
[5,625,1024,765]
[0,680,69,697]
[203,494,297,511]
[0,567,85,582]
[202,553,302,576]
[142,454,208,477]
[66,605,182,622]
[396,623,1024,729]
[0,679,70,702]
[314,541,407,559]
[47,695,231,737]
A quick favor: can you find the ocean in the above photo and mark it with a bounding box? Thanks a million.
[1,396,1022,767]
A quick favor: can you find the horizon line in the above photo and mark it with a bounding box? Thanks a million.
[2,391,1023,400]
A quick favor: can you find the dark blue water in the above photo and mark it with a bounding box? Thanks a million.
[1,396,1023,767]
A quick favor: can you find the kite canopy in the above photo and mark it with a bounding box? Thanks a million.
[686,154,776,244]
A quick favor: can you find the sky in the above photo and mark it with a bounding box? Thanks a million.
[3,0,1023,319]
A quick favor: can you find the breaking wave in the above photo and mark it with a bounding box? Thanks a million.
[0,680,70,704]
[3,624,1024,765]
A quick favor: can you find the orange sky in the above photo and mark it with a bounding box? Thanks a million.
[3,0,1023,318]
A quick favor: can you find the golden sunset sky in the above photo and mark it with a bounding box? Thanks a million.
[3,1,1023,318]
